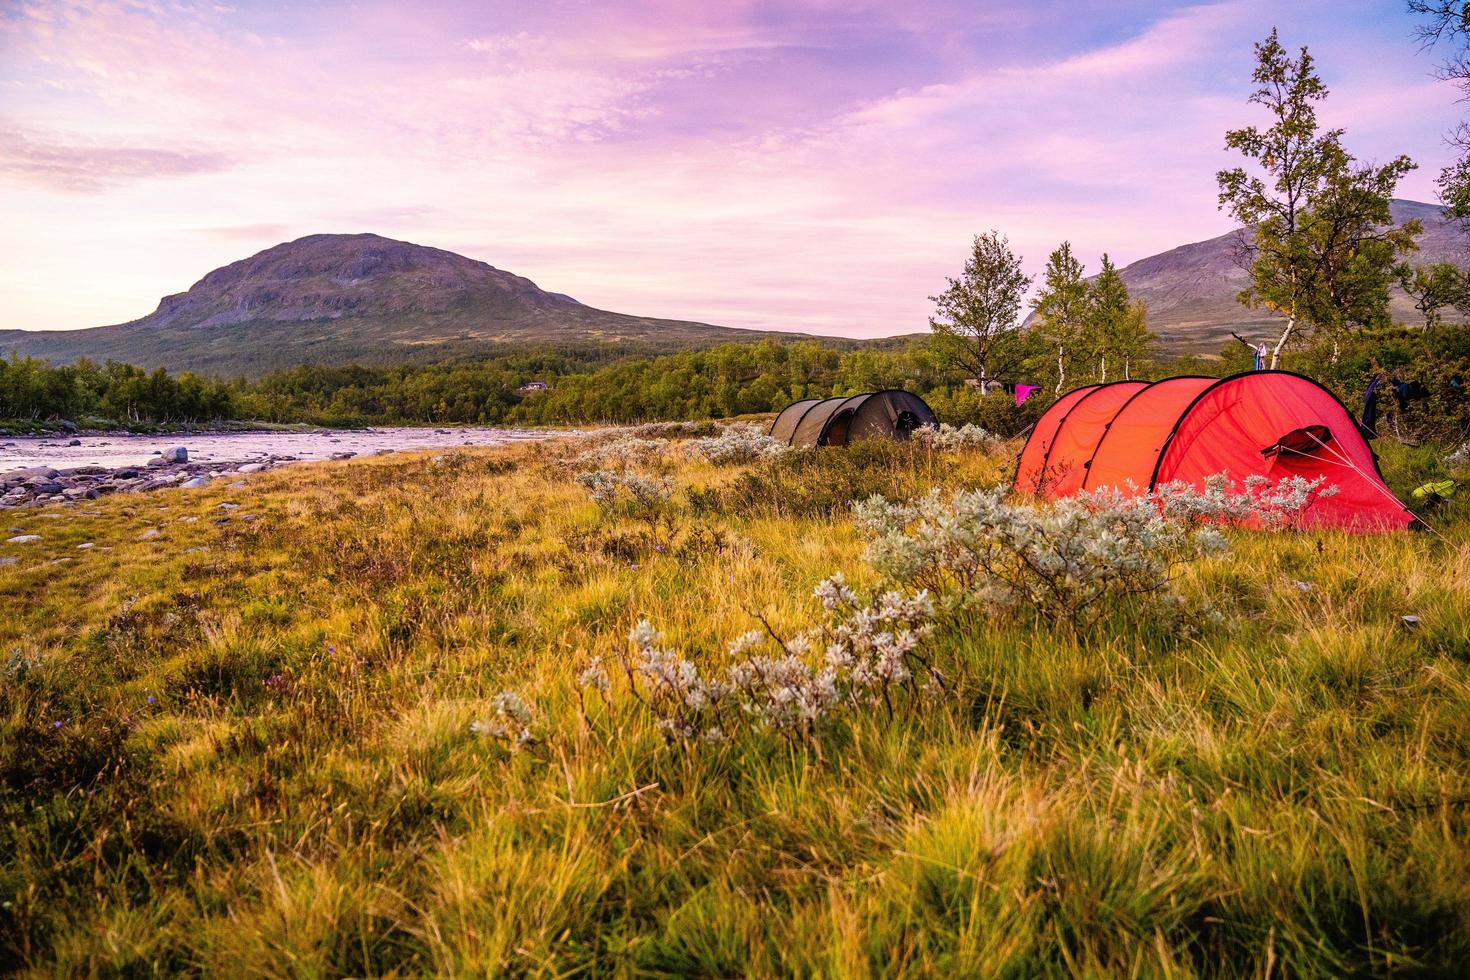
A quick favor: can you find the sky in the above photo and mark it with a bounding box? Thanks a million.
[0,0,1463,338]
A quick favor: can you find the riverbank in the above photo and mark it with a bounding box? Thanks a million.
[1,427,553,507]
[0,427,553,494]
[0,418,340,438]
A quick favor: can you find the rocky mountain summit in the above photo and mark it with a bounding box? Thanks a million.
[142,233,582,330]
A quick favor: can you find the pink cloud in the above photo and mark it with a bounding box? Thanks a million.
[0,0,1461,339]
[0,125,234,191]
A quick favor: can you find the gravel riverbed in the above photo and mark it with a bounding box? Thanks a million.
[0,427,549,508]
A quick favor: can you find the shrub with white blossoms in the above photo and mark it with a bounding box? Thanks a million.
[589,575,937,743]
[911,422,999,452]
[470,690,537,748]
[571,435,669,471]
[1150,473,1338,528]
[576,469,673,509]
[686,422,790,465]
[853,474,1336,632]
[630,420,715,439]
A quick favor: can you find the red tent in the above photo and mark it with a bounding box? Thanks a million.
[1013,372,1415,531]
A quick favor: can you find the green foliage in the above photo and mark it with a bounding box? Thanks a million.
[927,230,1033,382]
[1083,255,1157,382]
[1026,246,1158,390]
[0,356,234,425]
[1029,241,1091,392]
[1398,261,1465,327]
[1408,2,1470,219]
[1218,30,1419,365]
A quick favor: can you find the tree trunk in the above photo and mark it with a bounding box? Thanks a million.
[1099,355,1107,384]
[1124,357,1131,380]
[1055,346,1066,394]
[1269,315,1296,370]
[1330,334,1341,365]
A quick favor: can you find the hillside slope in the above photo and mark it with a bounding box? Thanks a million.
[0,234,815,375]
[1112,199,1468,352]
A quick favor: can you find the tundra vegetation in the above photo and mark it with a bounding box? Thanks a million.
[1,424,1468,975]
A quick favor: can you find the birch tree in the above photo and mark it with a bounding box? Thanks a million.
[1218,30,1417,367]
[1217,31,1341,368]
[1030,242,1090,392]
[928,231,1032,383]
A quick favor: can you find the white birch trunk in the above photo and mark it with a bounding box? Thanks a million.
[1269,315,1296,370]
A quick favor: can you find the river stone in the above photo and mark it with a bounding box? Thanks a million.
[236,463,267,473]
[7,534,41,543]
[77,542,94,550]
[58,420,78,434]
[28,481,63,495]
[140,528,161,539]
[180,477,210,489]
[162,447,188,463]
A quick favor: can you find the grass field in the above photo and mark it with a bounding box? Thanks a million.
[2,432,1468,976]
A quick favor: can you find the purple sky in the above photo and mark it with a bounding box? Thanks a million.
[0,0,1461,337]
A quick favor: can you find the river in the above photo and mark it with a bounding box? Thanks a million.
[0,427,553,472]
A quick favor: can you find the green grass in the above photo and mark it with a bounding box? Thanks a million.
[1,438,1467,976]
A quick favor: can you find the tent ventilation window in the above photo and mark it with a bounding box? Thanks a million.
[1261,425,1333,459]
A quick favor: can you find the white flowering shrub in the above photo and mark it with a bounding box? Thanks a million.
[911,422,999,452]
[1151,473,1338,528]
[630,420,716,439]
[1446,441,1470,468]
[575,469,673,510]
[572,436,669,471]
[686,422,790,465]
[470,690,537,748]
[853,475,1336,632]
[588,575,938,743]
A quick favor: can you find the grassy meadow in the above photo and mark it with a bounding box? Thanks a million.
[2,431,1469,976]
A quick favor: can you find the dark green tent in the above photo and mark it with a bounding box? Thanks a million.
[769,390,937,447]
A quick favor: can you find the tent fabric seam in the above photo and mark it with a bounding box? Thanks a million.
[1080,376,1214,492]
[1033,380,1148,493]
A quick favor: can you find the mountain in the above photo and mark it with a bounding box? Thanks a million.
[0,234,826,375]
[1102,199,1470,353]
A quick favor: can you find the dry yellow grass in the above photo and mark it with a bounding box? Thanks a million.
[1,437,1467,975]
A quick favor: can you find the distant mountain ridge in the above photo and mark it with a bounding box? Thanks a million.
[5,203,1465,374]
[0,233,820,375]
[1100,199,1469,352]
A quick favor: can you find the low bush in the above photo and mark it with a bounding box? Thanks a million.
[684,422,790,465]
[854,475,1336,632]
[582,575,938,743]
